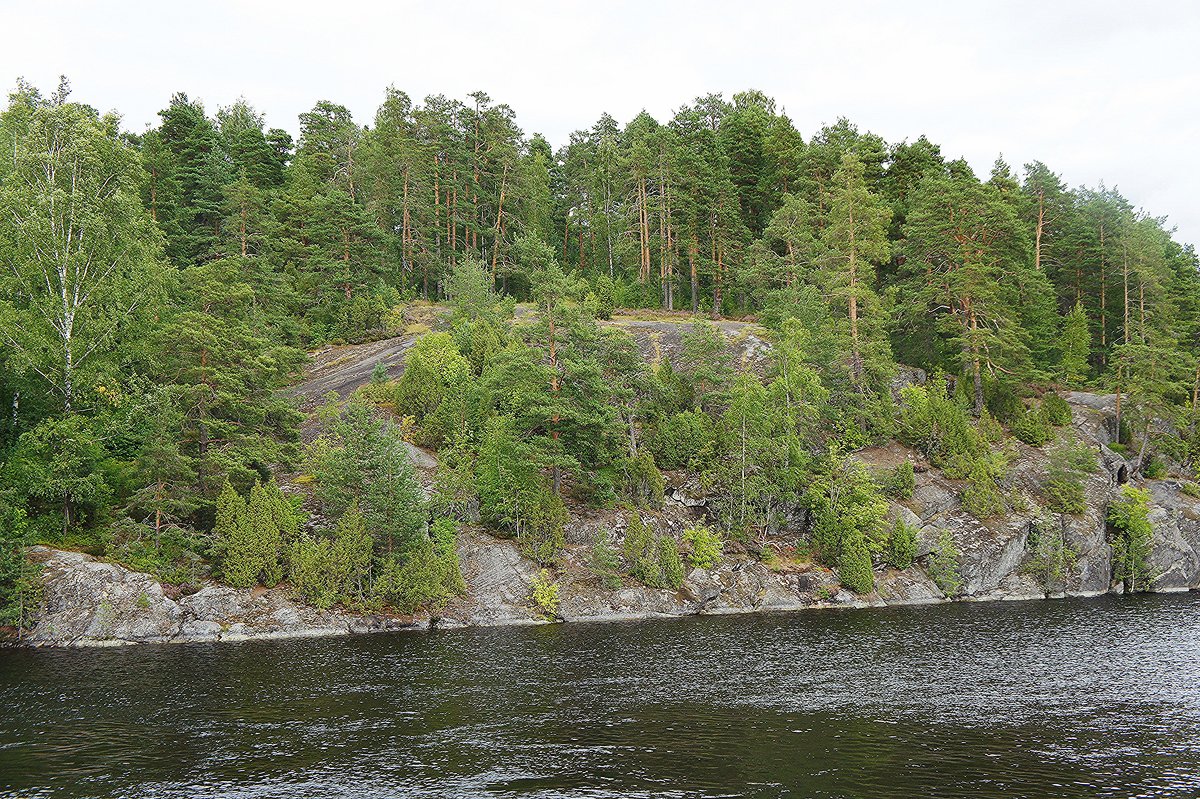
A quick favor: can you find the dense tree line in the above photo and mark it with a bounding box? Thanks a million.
[2,78,1197,625]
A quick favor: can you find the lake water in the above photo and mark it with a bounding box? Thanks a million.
[3,594,1200,798]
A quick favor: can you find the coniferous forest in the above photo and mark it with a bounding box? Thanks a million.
[2,78,1197,624]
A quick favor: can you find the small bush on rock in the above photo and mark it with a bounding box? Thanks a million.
[927,527,963,597]
[880,462,915,500]
[530,570,560,619]
[887,518,919,570]
[1012,407,1054,447]
[683,525,723,569]
[589,533,623,589]
[1042,393,1073,426]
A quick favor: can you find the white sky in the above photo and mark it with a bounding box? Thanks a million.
[4,0,1198,248]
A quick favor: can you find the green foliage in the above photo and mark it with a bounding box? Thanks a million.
[1058,301,1091,384]
[373,518,465,613]
[1012,406,1054,447]
[927,527,963,597]
[657,534,685,590]
[288,503,371,608]
[0,506,41,631]
[679,319,733,410]
[1181,482,1200,499]
[214,480,291,588]
[838,526,875,593]
[1107,485,1156,593]
[887,518,919,570]
[589,533,624,589]
[622,513,659,585]
[984,380,1025,425]
[960,451,1012,518]
[518,490,567,566]
[0,100,167,413]
[622,513,683,589]
[1023,513,1078,594]
[393,332,471,425]
[879,462,915,500]
[4,414,112,536]
[806,447,889,566]
[1142,456,1168,479]
[897,379,984,469]
[1044,437,1098,514]
[594,274,616,320]
[653,410,716,471]
[530,569,560,619]
[619,452,665,509]
[307,400,426,556]
[682,525,723,569]
[1042,393,1073,426]
[106,519,206,586]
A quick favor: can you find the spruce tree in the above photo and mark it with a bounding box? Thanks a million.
[1059,301,1091,385]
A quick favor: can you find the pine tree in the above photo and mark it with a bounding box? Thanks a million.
[903,168,1036,414]
[819,151,893,385]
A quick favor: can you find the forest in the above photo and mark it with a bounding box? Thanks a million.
[1,78,1195,625]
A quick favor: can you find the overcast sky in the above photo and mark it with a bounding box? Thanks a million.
[4,0,1198,247]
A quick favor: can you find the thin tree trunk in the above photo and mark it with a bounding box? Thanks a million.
[689,236,699,314]
[490,163,508,285]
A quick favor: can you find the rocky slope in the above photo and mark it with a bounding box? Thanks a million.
[19,388,1200,647]
[14,313,1200,646]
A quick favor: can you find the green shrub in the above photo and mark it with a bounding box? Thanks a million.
[1012,407,1054,447]
[805,448,890,565]
[622,514,683,589]
[653,410,716,471]
[288,534,338,609]
[1142,456,1168,479]
[215,480,289,589]
[1182,482,1200,499]
[589,533,623,589]
[927,527,963,597]
[288,503,374,609]
[984,380,1025,424]
[880,462,915,500]
[1108,442,1127,455]
[373,519,465,613]
[619,452,665,509]
[594,274,615,320]
[0,506,41,632]
[530,570,560,619]
[682,525,723,569]
[519,490,567,566]
[838,527,875,593]
[393,332,471,423]
[657,535,685,590]
[887,518,919,570]
[1042,393,1073,426]
[623,513,657,583]
[959,452,1011,519]
[897,379,982,468]
[1108,485,1155,593]
[107,520,205,586]
[1023,513,1078,593]
[1044,437,1097,514]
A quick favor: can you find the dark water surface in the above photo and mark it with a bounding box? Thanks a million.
[3,594,1200,798]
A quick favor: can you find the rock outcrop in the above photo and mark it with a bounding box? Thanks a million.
[22,547,423,646]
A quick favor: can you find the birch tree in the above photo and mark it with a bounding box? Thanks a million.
[0,101,165,413]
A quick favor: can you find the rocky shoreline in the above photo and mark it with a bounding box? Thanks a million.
[11,391,1200,648]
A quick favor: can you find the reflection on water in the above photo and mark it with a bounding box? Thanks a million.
[3,594,1200,798]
